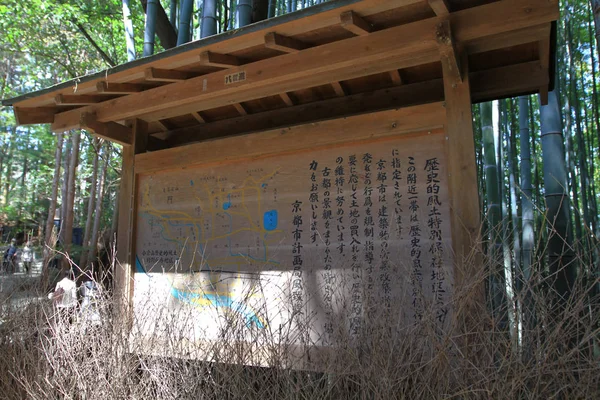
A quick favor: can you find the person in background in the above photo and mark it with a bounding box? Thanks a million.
[21,241,33,274]
[3,239,18,274]
[48,270,78,325]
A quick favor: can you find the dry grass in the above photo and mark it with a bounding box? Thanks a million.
[0,247,599,400]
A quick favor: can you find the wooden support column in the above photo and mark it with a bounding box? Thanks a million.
[115,119,148,322]
[442,47,483,319]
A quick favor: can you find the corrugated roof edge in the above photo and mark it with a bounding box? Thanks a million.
[1,0,361,106]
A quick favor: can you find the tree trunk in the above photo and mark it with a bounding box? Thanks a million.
[481,102,509,330]
[201,0,218,38]
[590,0,600,62]
[122,0,136,61]
[177,0,194,45]
[540,90,577,320]
[88,143,110,274]
[79,138,101,270]
[144,0,159,56]
[62,131,81,272]
[60,135,72,244]
[41,132,64,289]
[252,0,268,23]
[236,0,252,28]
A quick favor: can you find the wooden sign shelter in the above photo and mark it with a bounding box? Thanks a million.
[3,0,557,367]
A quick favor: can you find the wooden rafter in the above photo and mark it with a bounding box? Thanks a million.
[279,92,295,106]
[389,70,403,85]
[144,67,196,82]
[157,60,548,149]
[97,81,155,94]
[427,0,450,16]
[233,103,249,115]
[48,0,558,132]
[191,111,206,123]
[199,51,240,68]
[79,112,133,145]
[331,81,346,97]
[55,94,110,105]
[264,32,307,53]
[340,11,372,35]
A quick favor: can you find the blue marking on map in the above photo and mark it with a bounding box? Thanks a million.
[261,183,267,188]
[263,210,278,231]
[223,193,232,210]
[135,255,148,274]
[190,180,194,186]
[171,287,265,328]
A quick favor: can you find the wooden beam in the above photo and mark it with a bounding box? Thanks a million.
[389,69,403,85]
[233,103,249,115]
[264,32,307,53]
[156,119,177,131]
[97,81,155,94]
[471,61,548,102]
[139,102,446,173]
[331,81,346,97]
[79,112,133,146]
[538,37,551,105]
[441,48,483,327]
[51,0,559,131]
[55,94,110,105]
[152,61,544,150]
[427,0,450,16]
[14,107,55,125]
[466,23,550,55]
[279,92,295,106]
[199,51,241,68]
[191,111,206,123]
[436,19,461,85]
[163,79,444,149]
[340,10,372,36]
[144,67,195,82]
[114,119,147,323]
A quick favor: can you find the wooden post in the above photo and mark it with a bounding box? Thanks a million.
[442,46,484,325]
[115,119,148,319]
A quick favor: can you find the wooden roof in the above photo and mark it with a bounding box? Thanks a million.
[3,0,557,150]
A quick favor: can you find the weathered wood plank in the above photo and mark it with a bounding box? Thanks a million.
[138,102,446,173]
[50,0,558,132]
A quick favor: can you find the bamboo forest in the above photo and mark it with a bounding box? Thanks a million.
[0,0,600,398]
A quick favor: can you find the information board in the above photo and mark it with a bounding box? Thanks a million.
[132,131,453,364]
